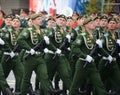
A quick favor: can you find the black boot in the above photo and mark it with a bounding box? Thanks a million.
[2,88,13,95]
[14,87,21,95]
[27,85,34,95]
[50,86,63,95]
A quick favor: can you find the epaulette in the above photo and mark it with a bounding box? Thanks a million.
[104,32,109,37]
[8,28,13,32]
[80,32,86,36]
[75,27,80,31]
[28,27,32,31]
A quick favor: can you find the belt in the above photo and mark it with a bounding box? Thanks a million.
[102,56,116,61]
[4,52,19,56]
[26,51,41,55]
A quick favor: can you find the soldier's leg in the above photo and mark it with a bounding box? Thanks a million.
[58,56,72,90]
[13,59,24,94]
[54,72,60,90]
[69,60,86,95]
[20,60,34,95]
[90,66,107,95]
[110,64,120,94]
[0,63,13,95]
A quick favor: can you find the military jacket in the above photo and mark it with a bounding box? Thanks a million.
[0,27,22,52]
[102,31,117,54]
[45,25,70,53]
[71,30,108,59]
[17,26,45,51]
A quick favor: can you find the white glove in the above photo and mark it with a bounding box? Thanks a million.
[96,39,102,48]
[66,34,71,43]
[116,39,120,46]
[118,53,120,56]
[107,55,113,63]
[0,38,5,45]
[44,36,50,45]
[44,48,49,53]
[67,47,71,51]
[85,55,93,63]
[55,48,61,55]
[30,49,35,55]
[9,51,15,58]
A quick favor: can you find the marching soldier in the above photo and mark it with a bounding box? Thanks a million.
[17,13,60,95]
[0,16,24,95]
[43,14,72,94]
[69,16,109,95]
[0,37,13,95]
[98,17,120,94]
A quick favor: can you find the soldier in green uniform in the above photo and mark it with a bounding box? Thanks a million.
[17,13,60,95]
[69,16,109,95]
[0,38,13,95]
[43,14,72,94]
[98,17,120,94]
[0,16,24,95]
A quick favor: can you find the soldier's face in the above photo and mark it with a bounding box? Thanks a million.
[107,21,117,30]
[12,19,21,28]
[5,18,12,26]
[94,19,100,27]
[47,20,55,27]
[27,19,33,27]
[66,19,74,27]
[56,18,66,27]
[100,19,108,27]
[33,17,43,26]
[87,21,95,30]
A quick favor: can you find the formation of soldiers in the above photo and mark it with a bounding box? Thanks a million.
[0,9,120,95]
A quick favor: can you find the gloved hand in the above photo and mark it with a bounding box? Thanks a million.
[44,48,49,53]
[30,49,35,55]
[96,39,102,48]
[9,51,15,58]
[107,55,113,63]
[116,39,120,46]
[0,38,5,45]
[44,36,50,45]
[85,55,93,63]
[67,47,71,51]
[66,34,71,43]
[55,48,61,55]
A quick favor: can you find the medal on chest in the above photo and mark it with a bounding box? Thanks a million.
[83,35,94,50]
[30,30,39,45]
[105,37,114,51]
[55,31,62,43]
[10,31,17,46]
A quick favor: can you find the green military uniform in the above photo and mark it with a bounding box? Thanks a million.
[0,37,13,95]
[44,23,72,91]
[98,29,120,94]
[17,25,52,95]
[0,26,24,94]
[69,17,108,95]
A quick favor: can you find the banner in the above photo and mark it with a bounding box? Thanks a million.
[29,0,88,15]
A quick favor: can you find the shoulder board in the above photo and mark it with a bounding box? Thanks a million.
[28,27,32,31]
[80,32,86,36]
[8,28,12,32]
[75,27,79,31]
[53,26,57,31]
[44,29,48,33]
[104,32,109,37]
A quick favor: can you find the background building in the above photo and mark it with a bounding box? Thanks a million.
[0,0,29,15]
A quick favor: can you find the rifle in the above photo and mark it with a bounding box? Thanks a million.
[24,39,45,60]
[6,44,19,62]
[104,43,119,67]
[53,37,68,59]
[83,44,98,68]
